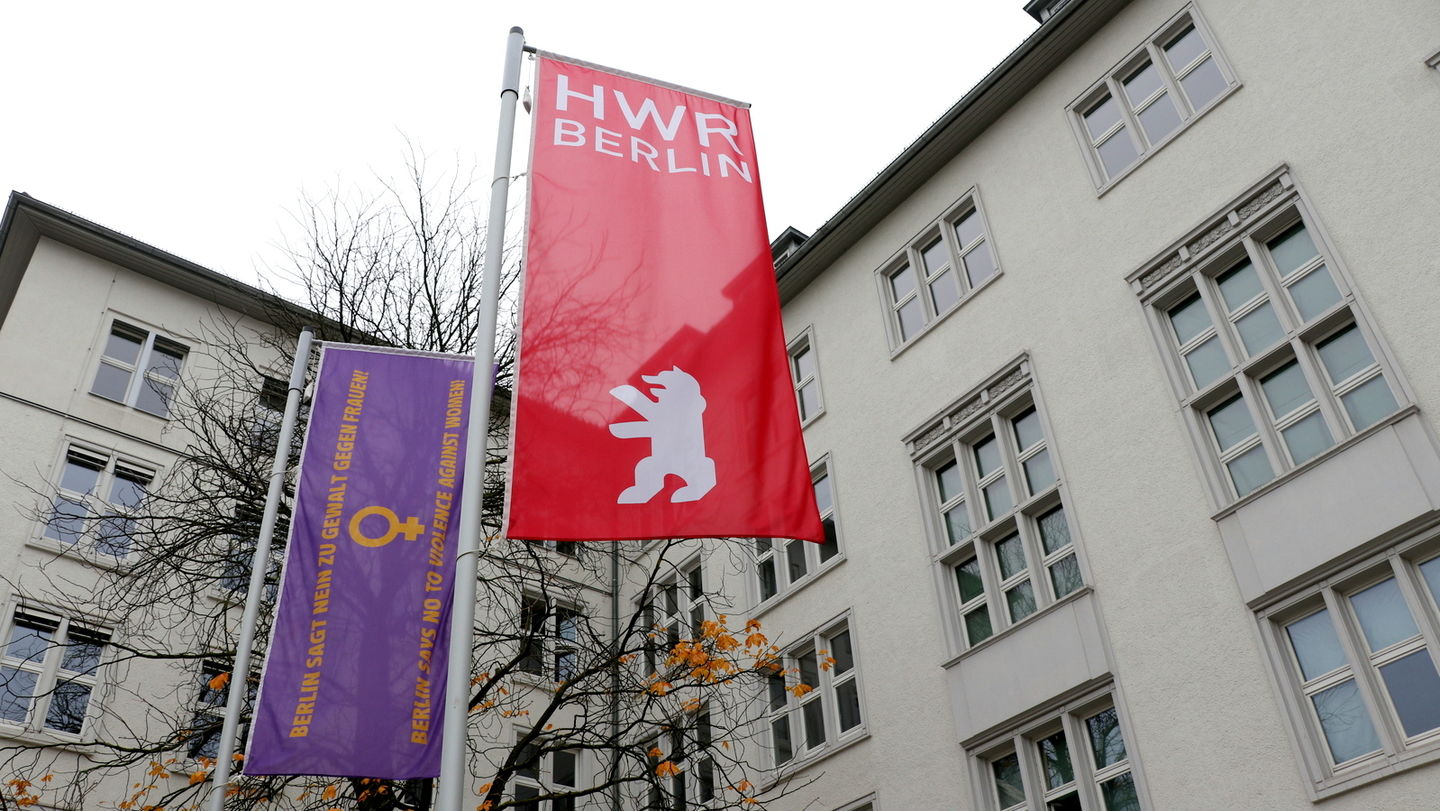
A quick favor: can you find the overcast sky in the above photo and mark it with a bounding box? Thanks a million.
[1,1,1036,290]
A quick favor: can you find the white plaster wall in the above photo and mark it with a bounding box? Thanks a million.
[769,0,1440,808]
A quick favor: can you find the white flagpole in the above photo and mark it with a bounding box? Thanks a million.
[437,25,526,811]
[206,326,315,811]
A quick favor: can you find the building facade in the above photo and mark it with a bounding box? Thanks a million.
[752,0,1440,809]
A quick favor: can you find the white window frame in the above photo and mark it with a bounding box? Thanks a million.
[967,688,1149,811]
[514,730,582,811]
[0,604,110,738]
[89,317,189,417]
[907,359,1089,656]
[1128,169,1408,509]
[875,188,1002,352]
[764,613,866,770]
[788,327,824,426]
[1258,533,1440,798]
[186,661,256,761]
[1067,4,1239,192]
[517,596,584,683]
[39,442,155,560]
[643,709,718,810]
[641,558,705,678]
[753,456,844,610]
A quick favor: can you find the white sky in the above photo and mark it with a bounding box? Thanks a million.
[0,1,1036,290]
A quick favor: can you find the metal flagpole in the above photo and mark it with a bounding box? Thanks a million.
[437,25,526,811]
[206,326,315,811]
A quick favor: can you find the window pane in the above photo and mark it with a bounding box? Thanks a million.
[1420,556,1440,606]
[1235,302,1284,355]
[43,680,90,733]
[1378,649,1440,738]
[786,539,808,583]
[1227,445,1274,497]
[974,437,1002,478]
[984,480,1013,520]
[135,379,175,416]
[954,210,984,248]
[1312,679,1381,764]
[889,265,917,301]
[1013,408,1044,451]
[59,456,103,494]
[1099,772,1142,811]
[6,618,54,663]
[1208,396,1257,451]
[921,238,949,273]
[0,667,38,723]
[956,557,985,603]
[1038,507,1072,554]
[45,497,89,543]
[1048,793,1083,811]
[61,634,105,675]
[802,696,826,748]
[965,607,993,645]
[1286,609,1348,681]
[1086,707,1127,769]
[897,297,925,341]
[1096,128,1140,178]
[829,630,854,674]
[991,753,1026,809]
[1281,412,1334,465]
[813,474,833,515]
[1183,336,1230,389]
[93,359,138,403]
[148,345,185,379]
[109,471,148,509]
[996,534,1027,580]
[945,503,971,544]
[1122,61,1163,106]
[768,672,787,710]
[1164,25,1207,71]
[963,240,998,287]
[1350,577,1419,652]
[1216,261,1265,313]
[1341,376,1398,432]
[1260,362,1314,418]
[819,516,839,562]
[103,329,144,365]
[1136,93,1182,143]
[1288,266,1341,321]
[1317,326,1374,384]
[792,345,816,382]
[1024,449,1056,494]
[936,461,963,503]
[1083,95,1122,140]
[1179,57,1227,110]
[1050,555,1083,599]
[758,558,777,601]
[798,381,820,420]
[1038,731,1074,789]
[1268,223,1320,275]
[836,678,861,732]
[798,651,820,688]
[771,717,792,764]
[1006,581,1037,622]
[930,270,961,314]
[1168,294,1212,344]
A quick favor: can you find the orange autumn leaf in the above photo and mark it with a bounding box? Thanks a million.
[188,772,207,785]
[654,761,681,778]
[208,672,231,691]
[789,683,814,698]
[648,746,665,758]
[681,698,702,712]
[322,785,338,800]
[731,780,753,792]
[477,783,493,794]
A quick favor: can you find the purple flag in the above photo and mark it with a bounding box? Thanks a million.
[246,346,472,778]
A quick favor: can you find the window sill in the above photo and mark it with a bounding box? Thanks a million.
[799,408,826,430]
[1311,738,1440,801]
[1092,81,1242,199]
[886,272,1002,362]
[86,391,171,421]
[940,585,1095,669]
[1210,404,1417,521]
[0,722,95,757]
[750,554,847,621]
[759,728,871,791]
[24,537,128,571]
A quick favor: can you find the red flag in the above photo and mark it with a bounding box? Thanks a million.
[506,55,822,543]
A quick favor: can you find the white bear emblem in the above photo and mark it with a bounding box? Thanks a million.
[607,366,716,504]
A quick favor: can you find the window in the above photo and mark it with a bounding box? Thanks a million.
[219,505,286,601]
[186,662,256,759]
[42,445,153,558]
[765,617,864,767]
[1131,172,1403,504]
[517,598,583,682]
[754,459,842,605]
[90,320,188,417]
[910,362,1086,652]
[788,329,824,424]
[878,191,1000,348]
[514,731,580,811]
[0,607,108,736]
[527,540,584,559]
[1069,6,1237,189]
[1262,540,1440,793]
[973,694,1144,811]
[643,562,704,677]
[643,712,716,810]
[245,375,288,452]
